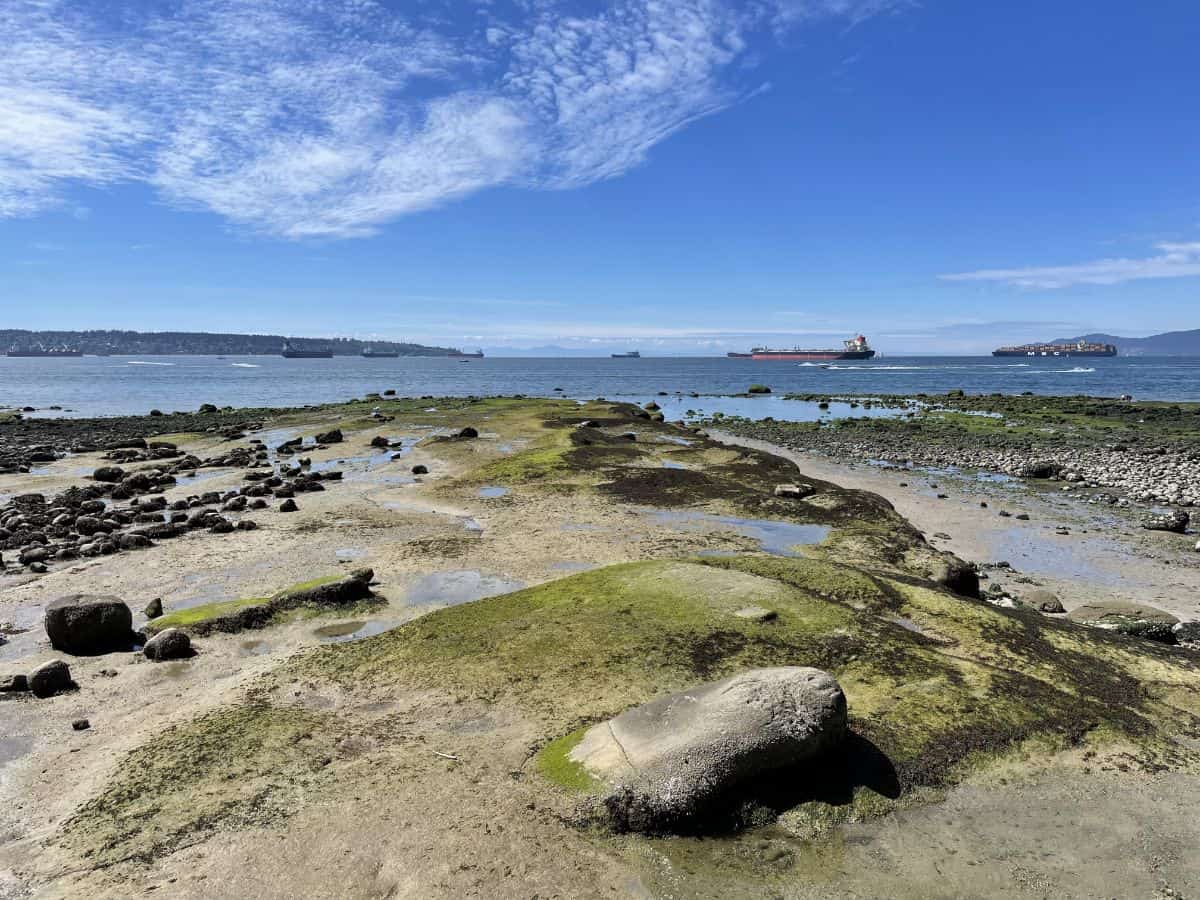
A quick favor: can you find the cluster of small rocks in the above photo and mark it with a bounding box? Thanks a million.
[0,407,274,474]
[1,435,347,575]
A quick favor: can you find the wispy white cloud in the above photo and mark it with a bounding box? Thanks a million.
[0,0,903,238]
[941,242,1200,289]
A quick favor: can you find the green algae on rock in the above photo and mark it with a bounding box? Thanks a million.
[146,570,377,636]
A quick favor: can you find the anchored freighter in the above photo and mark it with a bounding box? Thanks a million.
[992,340,1117,358]
[741,335,876,361]
[281,340,333,359]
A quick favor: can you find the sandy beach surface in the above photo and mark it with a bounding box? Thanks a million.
[1,398,1197,899]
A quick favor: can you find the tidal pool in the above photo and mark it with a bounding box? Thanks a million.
[405,570,524,607]
[312,620,399,643]
[548,561,595,573]
[646,510,829,556]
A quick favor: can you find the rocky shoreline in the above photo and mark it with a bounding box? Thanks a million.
[711,391,1200,516]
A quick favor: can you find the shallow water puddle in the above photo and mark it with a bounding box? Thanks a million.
[991,529,1131,585]
[548,561,595,573]
[335,547,367,560]
[405,570,524,607]
[313,620,365,640]
[239,639,271,656]
[646,510,830,556]
[478,485,509,498]
[158,661,193,679]
[870,459,1018,487]
[623,394,908,424]
[0,735,35,767]
[314,619,399,643]
[174,467,235,488]
[662,461,686,469]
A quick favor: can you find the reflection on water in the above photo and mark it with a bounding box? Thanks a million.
[619,394,908,424]
[405,570,524,607]
[646,510,829,556]
[548,561,594,573]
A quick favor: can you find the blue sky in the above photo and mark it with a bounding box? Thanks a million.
[2,0,1198,355]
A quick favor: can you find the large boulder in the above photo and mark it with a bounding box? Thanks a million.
[44,594,134,655]
[29,659,74,698]
[1018,461,1060,479]
[568,667,846,832]
[1067,601,1179,643]
[905,549,980,598]
[1143,510,1189,534]
[1027,590,1065,614]
[144,627,192,661]
[92,466,126,483]
[314,429,343,444]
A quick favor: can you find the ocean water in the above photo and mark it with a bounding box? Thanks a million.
[2,355,1199,417]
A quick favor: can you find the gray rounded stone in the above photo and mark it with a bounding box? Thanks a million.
[569,666,847,832]
[29,659,74,698]
[144,627,192,661]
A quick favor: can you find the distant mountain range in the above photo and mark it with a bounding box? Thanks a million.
[1,330,463,357]
[1051,329,1200,356]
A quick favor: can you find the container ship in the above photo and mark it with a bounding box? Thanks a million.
[361,346,400,358]
[448,349,484,358]
[733,335,876,361]
[6,346,84,358]
[281,340,333,359]
[611,351,641,358]
[992,340,1117,358]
